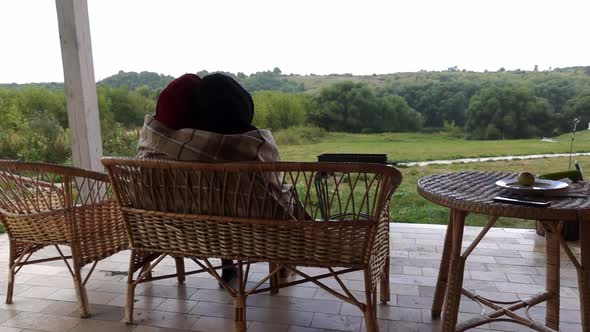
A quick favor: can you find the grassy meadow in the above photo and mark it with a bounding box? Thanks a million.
[280,131,590,228]
[2,131,587,234]
[390,156,590,228]
[280,130,590,163]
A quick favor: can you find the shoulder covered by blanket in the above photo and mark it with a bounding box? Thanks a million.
[138,115,281,163]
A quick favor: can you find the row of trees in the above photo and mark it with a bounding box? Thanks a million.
[93,68,305,95]
[3,68,590,163]
[92,68,590,139]
[309,82,422,133]
[380,70,590,138]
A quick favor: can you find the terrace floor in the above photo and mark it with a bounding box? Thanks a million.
[0,223,582,332]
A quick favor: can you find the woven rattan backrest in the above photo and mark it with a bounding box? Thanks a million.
[103,158,402,222]
[104,158,402,265]
[0,160,116,243]
[0,160,112,215]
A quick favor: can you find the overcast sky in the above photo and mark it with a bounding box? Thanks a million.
[1,0,589,83]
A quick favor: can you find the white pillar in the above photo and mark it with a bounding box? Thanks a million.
[55,0,103,171]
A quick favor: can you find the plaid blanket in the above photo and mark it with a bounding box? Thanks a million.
[138,115,280,162]
[137,115,305,219]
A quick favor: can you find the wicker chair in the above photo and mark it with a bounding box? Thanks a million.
[103,158,402,332]
[0,160,128,317]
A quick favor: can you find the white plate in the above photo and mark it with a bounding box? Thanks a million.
[495,178,569,194]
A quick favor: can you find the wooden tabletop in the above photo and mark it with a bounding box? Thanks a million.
[417,171,590,221]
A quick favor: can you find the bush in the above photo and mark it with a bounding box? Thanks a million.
[253,91,308,130]
[0,109,70,163]
[102,123,140,157]
[465,84,553,140]
[441,120,464,138]
[310,82,422,133]
[274,126,327,145]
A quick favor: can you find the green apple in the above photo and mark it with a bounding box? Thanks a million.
[517,171,535,186]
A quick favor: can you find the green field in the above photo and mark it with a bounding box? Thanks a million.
[280,130,590,163]
[2,132,587,233]
[280,131,590,228]
[391,156,590,228]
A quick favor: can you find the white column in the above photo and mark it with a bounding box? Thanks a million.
[55,0,103,171]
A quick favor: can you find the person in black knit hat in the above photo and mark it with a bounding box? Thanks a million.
[190,73,257,135]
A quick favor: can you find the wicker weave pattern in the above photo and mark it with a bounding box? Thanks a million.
[123,209,374,267]
[105,160,400,270]
[0,161,128,266]
[0,160,128,317]
[418,171,590,221]
[103,158,402,331]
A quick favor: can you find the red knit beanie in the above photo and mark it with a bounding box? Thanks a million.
[155,74,201,130]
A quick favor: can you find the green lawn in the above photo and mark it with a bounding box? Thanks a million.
[389,156,590,228]
[280,131,590,163]
[2,132,587,234]
[280,132,590,228]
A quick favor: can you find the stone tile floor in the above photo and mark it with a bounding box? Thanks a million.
[0,223,582,331]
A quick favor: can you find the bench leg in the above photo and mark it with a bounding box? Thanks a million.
[364,274,379,332]
[73,264,90,318]
[269,263,279,295]
[234,296,247,332]
[175,257,185,284]
[380,255,390,304]
[234,260,248,332]
[125,250,137,324]
[5,240,16,304]
[69,244,90,319]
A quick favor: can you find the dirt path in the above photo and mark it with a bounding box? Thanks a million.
[400,152,590,167]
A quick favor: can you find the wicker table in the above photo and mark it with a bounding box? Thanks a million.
[418,171,590,332]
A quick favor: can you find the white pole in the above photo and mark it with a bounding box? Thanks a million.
[55,0,103,171]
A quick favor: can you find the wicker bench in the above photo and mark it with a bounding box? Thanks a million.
[103,158,402,332]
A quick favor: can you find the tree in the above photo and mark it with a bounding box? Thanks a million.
[310,82,378,132]
[99,86,155,127]
[273,67,282,75]
[98,71,174,90]
[310,82,421,133]
[252,91,307,130]
[533,76,577,114]
[465,85,552,139]
[378,95,423,132]
[563,92,590,130]
[382,78,477,128]
[240,71,303,93]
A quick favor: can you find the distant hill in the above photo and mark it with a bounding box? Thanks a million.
[2,66,590,95]
[97,70,175,91]
[0,82,64,90]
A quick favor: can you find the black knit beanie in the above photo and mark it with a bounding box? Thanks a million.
[190,73,256,134]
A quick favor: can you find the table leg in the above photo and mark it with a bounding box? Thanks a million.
[431,209,455,318]
[442,209,467,332]
[580,220,590,331]
[542,221,560,330]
